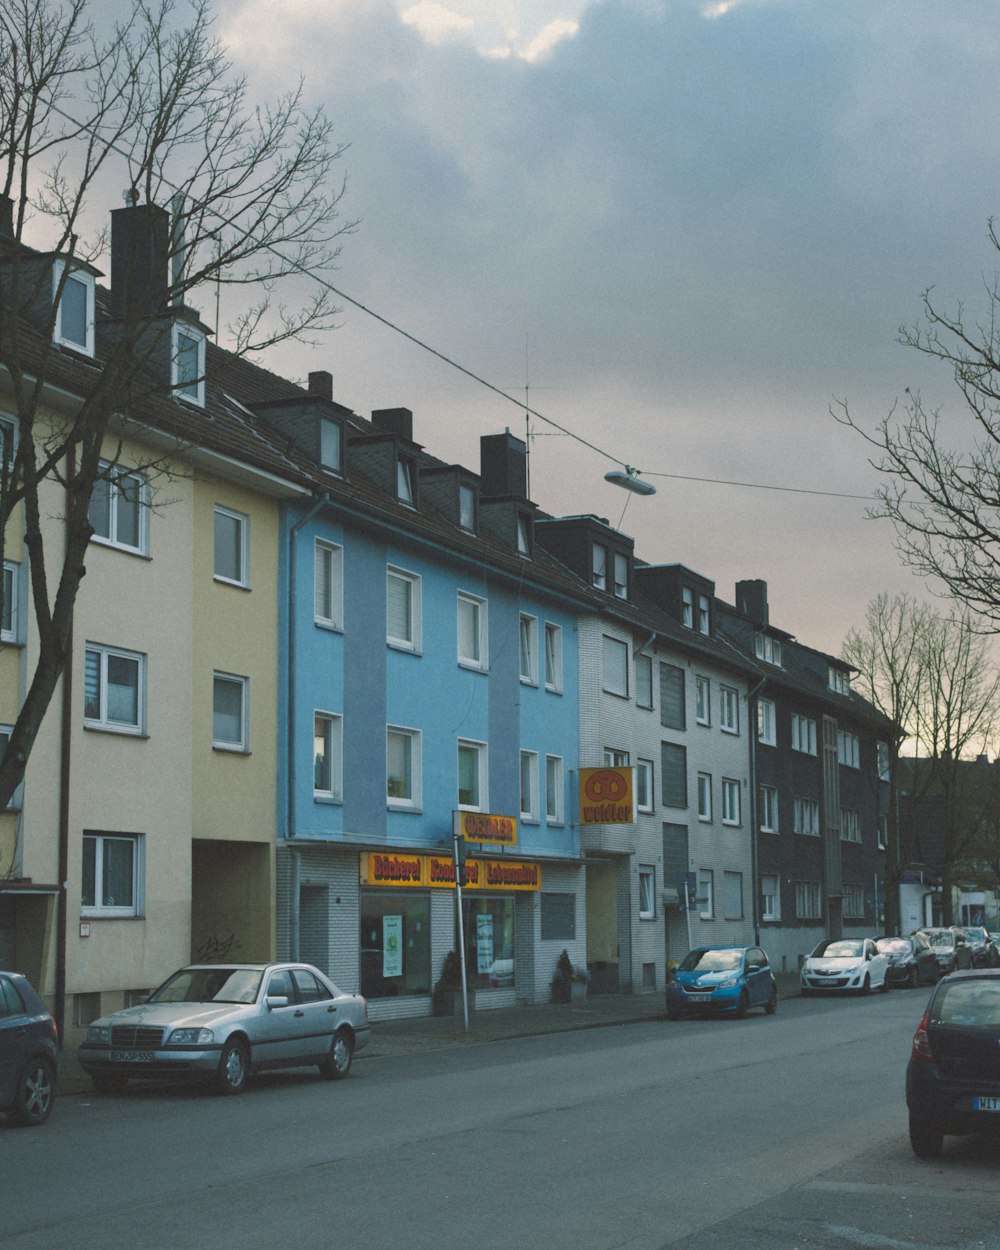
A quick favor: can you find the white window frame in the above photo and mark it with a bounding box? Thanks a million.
[213,505,249,588]
[759,784,778,833]
[52,260,95,355]
[682,587,694,629]
[791,714,817,755]
[721,777,741,826]
[793,796,820,836]
[520,750,539,822]
[314,539,344,629]
[313,712,343,800]
[592,543,607,590]
[636,758,654,813]
[837,729,860,769]
[601,635,629,698]
[1,562,17,643]
[519,613,538,685]
[84,644,145,735]
[757,698,776,746]
[695,675,711,725]
[172,321,205,406]
[699,869,714,919]
[81,831,143,918]
[635,653,653,709]
[604,748,629,768]
[697,772,712,822]
[213,671,248,751]
[387,725,421,809]
[841,807,861,843]
[638,866,655,920]
[843,882,864,918]
[545,755,564,824]
[459,483,477,532]
[755,632,782,666]
[828,666,851,694]
[613,551,628,599]
[516,513,531,556]
[397,456,416,506]
[387,566,421,652]
[319,418,342,473]
[544,623,563,693]
[457,591,488,670]
[89,462,149,556]
[761,873,780,922]
[457,738,488,812]
[720,685,740,734]
[795,880,822,920]
[697,593,710,635]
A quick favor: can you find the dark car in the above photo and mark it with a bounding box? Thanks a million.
[877,935,939,988]
[0,971,58,1127]
[906,968,1000,1157]
[961,927,1000,968]
[916,927,974,976]
[666,945,777,1019]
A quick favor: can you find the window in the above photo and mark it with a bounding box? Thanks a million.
[602,635,629,697]
[697,773,712,821]
[53,261,95,355]
[173,322,205,405]
[519,614,538,684]
[638,867,655,920]
[791,714,817,755]
[213,672,248,750]
[720,685,740,734]
[314,540,344,629]
[721,778,741,825]
[696,675,711,725]
[457,592,488,669]
[604,747,629,768]
[313,713,343,799]
[757,698,776,746]
[659,663,685,730]
[635,653,653,709]
[878,814,887,850]
[459,484,476,532]
[661,743,687,808]
[89,463,148,554]
[759,784,778,833]
[213,506,248,587]
[592,543,607,590]
[697,593,710,635]
[699,870,714,919]
[682,587,694,629]
[516,513,532,556]
[319,418,342,473]
[541,892,576,940]
[1,563,17,642]
[754,632,782,666]
[843,882,864,918]
[841,807,861,843]
[545,755,564,823]
[877,741,890,781]
[458,739,487,810]
[520,750,539,821]
[636,758,653,813]
[544,623,563,692]
[0,414,15,469]
[387,566,420,651]
[795,880,822,919]
[0,726,22,808]
[724,871,743,919]
[396,457,416,506]
[828,666,851,695]
[613,552,628,599]
[837,729,860,769]
[387,727,421,807]
[793,796,820,836]
[761,873,780,921]
[82,832,141,916]
[84,644,144,734]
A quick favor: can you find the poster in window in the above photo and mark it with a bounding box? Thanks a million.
[383,915,403,977]
[477,913,494,974]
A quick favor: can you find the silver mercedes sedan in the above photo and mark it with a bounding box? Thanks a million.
[78,962,371,1096]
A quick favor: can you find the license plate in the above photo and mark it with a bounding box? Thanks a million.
[972,1096,1000,1112]
[110,1050,153,1063]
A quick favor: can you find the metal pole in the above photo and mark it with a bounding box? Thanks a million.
[684,877,693,952]
[453,833,470,1033]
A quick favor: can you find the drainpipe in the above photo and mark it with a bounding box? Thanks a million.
[55,448,76,1049]
[746,675,767,946]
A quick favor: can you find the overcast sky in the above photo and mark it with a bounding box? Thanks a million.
[215,0,1000,656]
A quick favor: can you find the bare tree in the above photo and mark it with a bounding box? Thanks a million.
[0,0,354,840]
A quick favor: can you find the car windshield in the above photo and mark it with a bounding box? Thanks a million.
[932,980,1000,1026]
[924,931,954,949]
[813,940,863,959]
[150,967,263,1005]
[679,949,742,972]
[877,938,911,955]
[964,928,987,942]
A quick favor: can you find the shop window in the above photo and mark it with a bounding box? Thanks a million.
[462,895,514,990]
[359,892,431,999]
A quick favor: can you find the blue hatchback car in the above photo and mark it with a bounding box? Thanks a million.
[666,945,778,1019]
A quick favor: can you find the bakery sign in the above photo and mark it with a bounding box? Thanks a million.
[360,852,540,891]
[578,767,634,825]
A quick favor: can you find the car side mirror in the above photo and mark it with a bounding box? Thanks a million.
[266,994,290,1010]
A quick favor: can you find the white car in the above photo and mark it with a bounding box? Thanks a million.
[800,938,889,995]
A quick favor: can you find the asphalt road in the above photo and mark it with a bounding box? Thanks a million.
[5,988,999,1250]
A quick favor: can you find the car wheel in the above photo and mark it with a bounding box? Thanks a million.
[320,1029,354,1080]
[92,1072,128,1095]
[909,1115,944,1159]
[879,974,889,993]
[909,967,918,988]
[215,1039,249,1095]
[10,1057,55,1126]
[735,990,749,1019]
[861,974,871,995]
[764,986,777,1014]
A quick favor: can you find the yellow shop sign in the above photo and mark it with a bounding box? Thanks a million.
[360,853,539,891]
[578,767,634,825]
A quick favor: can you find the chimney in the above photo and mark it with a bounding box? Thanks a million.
[480,430,527,499]
[0,194,13,240]
[371,407,413,442]
[110,201,170,321]
[736,579,769,627]
[308,370,333,402]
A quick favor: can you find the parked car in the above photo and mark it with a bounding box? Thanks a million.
[0,970,58,1127]
[665,945,777,1019]
[906,968,1000,1157]
[917,927,974,976]
[800,937,889,995]
[876,935,939,988]
[961,927,1000,968]
[78,962,371,1096]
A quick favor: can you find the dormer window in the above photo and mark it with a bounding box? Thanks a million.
[173,323,205,406]
[697,592,710,634]
[613,551,628,599]
[755,632,782,666]
[397,456,416,506]
[682,587,694,628]
[829,666,851,695]
[52,261,95,355]
[516,512,532,557]
[592,543,607,590]
[459,483,477,532]
[320,418,342,474]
